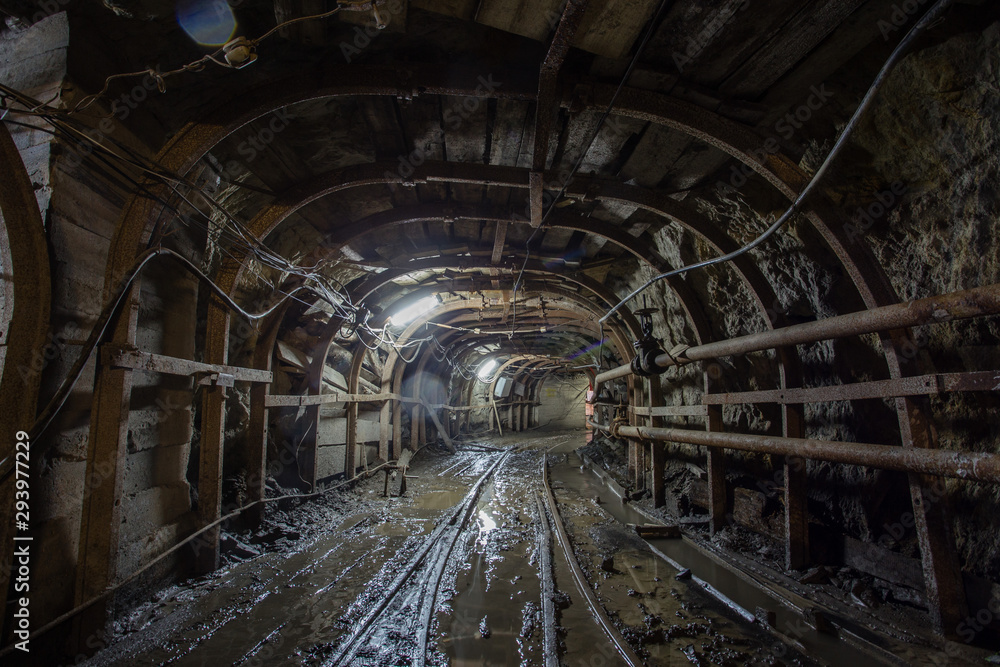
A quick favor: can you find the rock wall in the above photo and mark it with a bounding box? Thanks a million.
[597,18,1000,598]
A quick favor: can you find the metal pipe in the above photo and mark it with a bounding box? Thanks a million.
[596,282,1000,385]
[587,420,1000,484]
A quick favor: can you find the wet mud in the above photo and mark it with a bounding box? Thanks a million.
[81,430,860,666]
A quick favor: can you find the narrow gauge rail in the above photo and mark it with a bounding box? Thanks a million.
[540,453,645,667]
[326,450,511,666]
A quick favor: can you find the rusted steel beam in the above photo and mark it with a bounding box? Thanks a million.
[265,392,402,407]
[533,0,590,175]
[703,371,1000,405]
[102,348,273,383]
[780,349,808,571]
[529,172,545,227]
[596,283,1000,384]
[590,421,1000,484]
[899,394,969,635]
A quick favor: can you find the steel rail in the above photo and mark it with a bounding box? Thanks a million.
[540,454,644,666]
[533,493,560,667]
[587,420,1000,484]
[327,451,510,666]
[595,282,1000,384]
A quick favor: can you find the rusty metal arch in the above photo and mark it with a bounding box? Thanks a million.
[364,279,632,350]
[211,160,772,314]
[0,123,51,439]
[102,64,538,291]
[0,122,52,608]
[91,63,960,625]
[103,67,894,357]
[342,259,642,334]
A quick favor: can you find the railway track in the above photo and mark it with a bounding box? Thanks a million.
[540,453,645,667]
[324,450,510,666]
[533,492,560,667]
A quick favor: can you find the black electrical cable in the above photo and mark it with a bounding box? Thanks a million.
[0,247,331,485]
[600,0,955,323]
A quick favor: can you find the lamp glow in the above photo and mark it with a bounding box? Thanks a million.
[477,358,499,381]
[389,296,439,326]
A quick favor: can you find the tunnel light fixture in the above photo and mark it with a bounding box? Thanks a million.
[477,358,499,381]
[389,295,439,327]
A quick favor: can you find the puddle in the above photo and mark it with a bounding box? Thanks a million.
[436,455,543,666]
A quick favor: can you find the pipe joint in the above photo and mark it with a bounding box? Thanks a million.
[631,340,668,377]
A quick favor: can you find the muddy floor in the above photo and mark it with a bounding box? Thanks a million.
[81,429,818,666]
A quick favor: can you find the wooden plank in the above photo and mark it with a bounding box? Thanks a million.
[718,0,866,99]
[703,372,1000,405]
[475,0,565,42]
[104,348,272,383]
[411,0,477,20]
[572,0,660,59]
[195,299,230,575]
[74,298,138,644]
[632,405,709,417]
[529,171,544,226]
[645,0,797,88]
[492,220,509,263]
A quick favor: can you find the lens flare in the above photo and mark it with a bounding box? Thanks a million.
[176,0,237,46]
[566,338,608,361]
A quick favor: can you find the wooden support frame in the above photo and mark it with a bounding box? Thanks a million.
[245,308,285,527]
[102,348,272,383]
[195,297,230,575]
[73,296,139,644]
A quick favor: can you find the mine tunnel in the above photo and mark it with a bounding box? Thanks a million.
[1,0,1000,664]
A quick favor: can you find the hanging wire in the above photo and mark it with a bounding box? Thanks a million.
[38,1,378,115]
[599,0,956,323]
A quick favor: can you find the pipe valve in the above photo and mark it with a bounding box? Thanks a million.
[630,307,669,377]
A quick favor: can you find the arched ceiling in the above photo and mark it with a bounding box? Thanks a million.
[42,0,986,393]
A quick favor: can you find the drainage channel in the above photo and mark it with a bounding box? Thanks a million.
[548,451,892,667]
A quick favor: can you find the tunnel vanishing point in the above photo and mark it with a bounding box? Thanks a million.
[1,0,1000,664]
